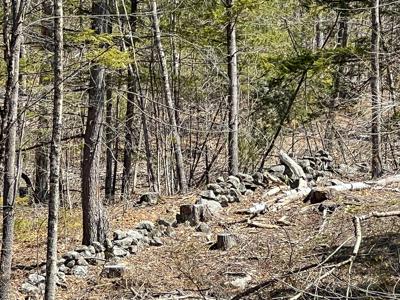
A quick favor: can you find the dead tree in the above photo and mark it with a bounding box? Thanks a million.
[370,0,383,178]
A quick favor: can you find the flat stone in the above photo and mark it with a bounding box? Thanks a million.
[199,190,216,200]
[71,265,88,277]
[112,246,128,257]
[21,282,40,295]
[136,221,155,232]
[28,273,45,285]
[101,264,126,278]
[268,164,286,174]
[113,230,127,241]
[113,236,134,247]
[62,251,79,261]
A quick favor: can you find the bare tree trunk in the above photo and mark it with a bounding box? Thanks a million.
[44,0,63,296]
[225,0,239,175]
[82,0,109,245]
[151,0,187,193]
[0,0,25,297]
[370,0,383,178]
[105,77,114,201]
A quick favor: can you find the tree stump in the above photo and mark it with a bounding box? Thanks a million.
[212,233,237,250]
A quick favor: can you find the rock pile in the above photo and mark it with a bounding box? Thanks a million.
[20,220,175,297]
[176,172,267,226]
[268,150,334,183]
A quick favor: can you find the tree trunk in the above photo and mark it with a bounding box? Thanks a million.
[0,0,25,297]
[44,0,63,296]
[151,0,187,193]
[226,0,239,175]
[370,0,382,178]
[105,77,114,201]
[82,0,109,245]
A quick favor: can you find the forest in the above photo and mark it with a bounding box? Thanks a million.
[1,0,400,299]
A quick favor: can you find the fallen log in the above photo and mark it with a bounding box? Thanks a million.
[305,174,400,204]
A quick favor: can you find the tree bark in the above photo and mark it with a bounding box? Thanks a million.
[0,0,25,297]
[82,0,109,245]
[44,0,63,296]
[151,0,187,193]
[370,0,383,178]
[226,0,239,175]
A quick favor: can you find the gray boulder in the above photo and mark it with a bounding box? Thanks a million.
[227,176,240,189]
[71,265,88,277]
[101,264,126,278]
[113,230,127,241]
[237,173,253,183]
[21,282,40,295]
[28,273,45,285]
[138,192,160,206]
[199,190,216,200]
[207,183,223,195]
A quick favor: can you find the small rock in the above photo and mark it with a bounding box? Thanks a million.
[277,216,291,226]
[141,236,150,245]
[199,190,216,200]
[318,201,338,213]
[28,273,45,285]
[230,275,252,290]
[21,282,40,295]
[88,245,96,254]
[217,195,229,207]
[104,238,113,250]
[229,188,241,202]
[56,272,66,284]
[81,249,93,258]
[207,183,223,195]
[216,176,224,183]
[195,222,211,233]
[65,259,76,268]
[76,256,89,266]
[112,246,128,257]
[252,172,264,185]
[268,164,286,174]
[62,251,79,261]
[101,264,126,278]
[113,236,134,248]
[238,183,247,195]
[156,218,172,227]
[57,258,66,266]
[128,245,138,254]
[136,221,155,232]
[113,230,127,241]
[138,192,160,206]
[71,265,88,277]
[227,176,240,189]
[58,264,69,273]
[75,245,89,253]
[150,237,163,246]
[237,173,253,183]
[92,241,106,253]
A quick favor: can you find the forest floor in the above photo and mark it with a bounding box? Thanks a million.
[10,184,400,299]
